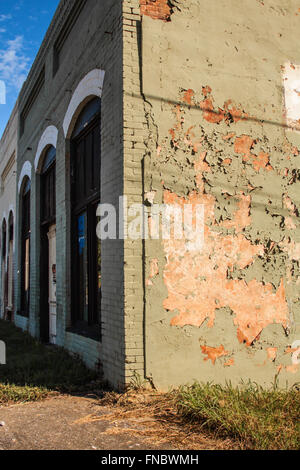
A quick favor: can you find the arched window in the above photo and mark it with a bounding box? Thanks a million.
[71,97,101,335]
[41,146,56,226]
[2,219,6,261]
[7,212,14,313]
[21,178,31,316]
[40,145,56,343]
[1,219,7,315]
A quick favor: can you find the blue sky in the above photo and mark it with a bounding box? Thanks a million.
[0,0,60,136]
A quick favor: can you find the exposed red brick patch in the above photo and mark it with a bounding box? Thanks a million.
[184,125,203,153]
[179,86,248,126]
[198,88,248,125]
[224,358,235,367]
[234,135,255,156]
[140,0,172,22]
[169,104,184,148]
[283,195,297,216]
[162,190,290,346]
[201,345,229,365]
[267,347,277,362]
[222,193,251,233]
[234,136,273,172]
[286,364,299,374]
[222,132,236,141]
[146,258,159,286]
[183,89,194,106]
[150,258,159,277]
[200,98,225,124]
[280,238,300,261]
[251,152,273,172]
[202,85,212,97]
[161,90,290,347]
[194,151,210,192]
[285,217,296,230]
[285,346,299,355]
[224,100,248,123]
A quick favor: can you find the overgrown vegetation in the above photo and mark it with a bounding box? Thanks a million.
[1,320,299,450]
[175,381,300,450]
[0,320,102,404]
[96,376,300,450]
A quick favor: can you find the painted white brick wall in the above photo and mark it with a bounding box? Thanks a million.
[0,103,17,320]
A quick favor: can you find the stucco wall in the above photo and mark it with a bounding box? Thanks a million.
[137,0,300,388]
[5,0,300,390]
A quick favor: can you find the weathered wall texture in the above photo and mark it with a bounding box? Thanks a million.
[0,104,17,320]
[139,0,300,388]
[123,0,147,384]
[15,0,125,388]
[3,0,300,390]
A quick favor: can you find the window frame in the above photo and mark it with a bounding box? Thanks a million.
[20,179,31,317]
[41,146,56,227]
[2,219,6,261]
[70,100,101,339]
[7,212,14,312]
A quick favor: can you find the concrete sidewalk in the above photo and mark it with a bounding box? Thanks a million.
[0,394,231,450]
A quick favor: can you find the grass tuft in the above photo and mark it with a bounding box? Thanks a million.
[0,320,103,404]
[0,384,50,404]
[175,381,300,450]
[1,320,299,449]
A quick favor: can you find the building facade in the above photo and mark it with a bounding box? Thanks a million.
[0,104,17,322]
[15,0,124,386]
[138,0,300,388]
[1,0,299,390]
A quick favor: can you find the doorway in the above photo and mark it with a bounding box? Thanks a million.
[1,219,7,318]
[7,212,14,320]
[47,224,56,344]
[40,146,56,343]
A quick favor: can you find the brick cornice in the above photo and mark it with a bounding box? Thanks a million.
[19,0,75,106]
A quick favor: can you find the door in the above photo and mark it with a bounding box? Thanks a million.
[7,239,13,310]
[1,257,5,317]
[47,224,56,344]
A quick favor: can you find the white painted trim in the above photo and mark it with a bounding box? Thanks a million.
[1,213,7,226]
[1,209,14,235]
[18,161,32,194]
[8,205,15,220]
[8,206,15,252]
[63,69,105,138]
[1,214,7,271]
[34,126,58,172]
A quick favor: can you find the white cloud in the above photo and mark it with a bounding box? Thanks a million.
[0,14,12,22]
[0,36,30,90]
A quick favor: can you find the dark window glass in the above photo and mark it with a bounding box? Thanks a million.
[2,220,6,260]
[21,178,31,316]
[41,146,56,225]
[71,98,101,336]
[42,146,56,173]
[77,212,88,323]
[8,213,14,311]
[9,214,13,242]
[72,98,101,139]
